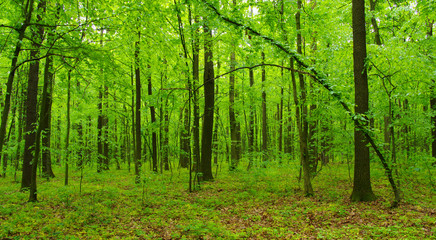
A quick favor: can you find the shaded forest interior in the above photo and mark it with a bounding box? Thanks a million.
[0,0,435,238]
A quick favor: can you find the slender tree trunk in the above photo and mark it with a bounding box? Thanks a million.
[296,0,313,195]
[308,0,318,174]
[229,0,241,170]
[200,21,215,181]
[131,66,135,172]
[97,88,104,173]
[369,0,382,46]
[103,85,109,170]
[350,0,377,202]
[148,65,158,173]
[427,20,436,163]
[134,34,142,183]
[64,70,71,187]
[229,50,241,169]
[213,84,220,166]
[247,66,255,170]
[192,16,201,174]
[176,4,191,168]
[41,24,56,178]
[261,52,268,164]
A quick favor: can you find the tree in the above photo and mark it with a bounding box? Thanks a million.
[148,64,158,173]
[200,20,215,181]
[22,0,46,192]
[134,32,142,183]
[350,0,377,202]
[296,0,314,196]
[228,0,241,170]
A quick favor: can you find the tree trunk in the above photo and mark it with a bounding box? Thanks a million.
[22,0,45,192]
[41,24,56,179]
[64,70,71,187]
[247,67,255,170]
[428,20,436,162]
[261,52,268,163]
[350,0,377,202]
[200,22,215,181]
[296,0,314,196]
[176,3,190,169]
[134,34,142,183]
[28,0,47,199]
[103,85,109,170]
[148,65,158,173]
[369,0,382,45]
[192,16,201,174]
[229,51,241,170]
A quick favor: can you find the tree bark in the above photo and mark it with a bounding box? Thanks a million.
[64,70,71,187]
[41,14,57,178]
[428,20,436,162]
[296,0,314,196]
[22,0,45,192]
[229,51,241,169]
[261,52,268,163]
[148,65,158,173]
[350,0,377,202]
[192,16,201,174]
[134,34,142,183]
[97,88,104,173]
[200,22,215,181]
[103,85,109,170]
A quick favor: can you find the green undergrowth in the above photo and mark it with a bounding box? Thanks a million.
[1,161,435,239]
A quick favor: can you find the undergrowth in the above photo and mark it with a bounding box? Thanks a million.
[0,160,435,239]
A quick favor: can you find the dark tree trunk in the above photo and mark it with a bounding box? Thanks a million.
[229,0,241,170]
[131,66,135,172]
[229,51,241,169]
[200,22,215,181]
[296,0,314,196]
[64,70,71,187]
[350,0,377,202]
[148,65,158,173]
[428,20,436,162]
[180,106,190,168]
[97,88,104,173]
[192,16,201,173]
[28,0,47,199]
[246,67,255,171]
[41,44,55,179]
[261,52,268,163]
[175,3,191,169]
[22,0,45,193]
[163,110,170,171]
[134,35,142,183]
[369,0,382,45]
[103,85,109,170]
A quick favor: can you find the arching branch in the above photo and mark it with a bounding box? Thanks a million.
[200,0,400,206]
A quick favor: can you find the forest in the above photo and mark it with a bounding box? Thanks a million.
[0,0,435,239]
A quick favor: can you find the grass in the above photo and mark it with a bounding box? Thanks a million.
[1,160,435,239]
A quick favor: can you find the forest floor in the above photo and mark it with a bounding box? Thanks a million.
[1,160,435,239]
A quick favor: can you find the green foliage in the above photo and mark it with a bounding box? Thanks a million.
[1,162,434,239]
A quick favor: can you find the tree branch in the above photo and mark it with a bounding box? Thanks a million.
[201,0,400,206]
